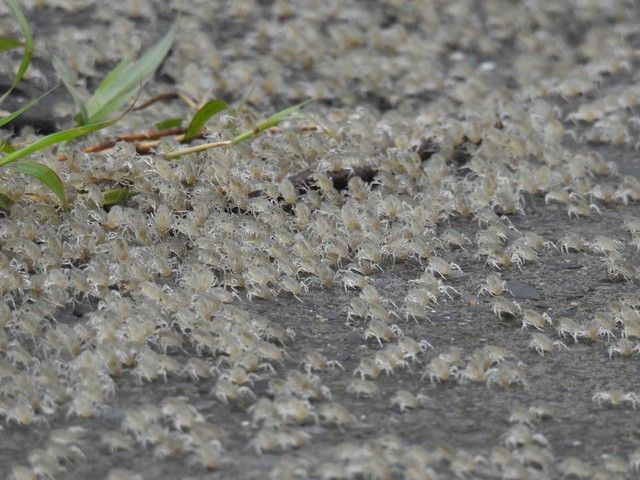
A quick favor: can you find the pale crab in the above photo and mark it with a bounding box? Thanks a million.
[592,390,639,409]
[364,319,403,347]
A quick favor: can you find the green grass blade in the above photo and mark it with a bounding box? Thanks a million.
[0,117,119,167]
[154,117,183,130]
[8,160,66,206]
[0,84,58,128]
[0,36,22,52]
[0,191,13,210]
[183,99,228,141]
[52,56,88,124]
[232,99,313,144]
[0,0,33,104]
[103,187,138,206]
[94,56,132,94]
[0,142,16,154]
[82,19,178,124]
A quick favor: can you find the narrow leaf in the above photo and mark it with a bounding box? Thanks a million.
[0,0,33,104]
[155,117,183,130]
[232,99,313,144]
[183,99,228,141]
[0,117,119,167]
[0,36,22,52]
[82,19,178,124]
[103,187,137,206]
[0,191,13,210]
[52,56,88,123]
[0,84,58,128]
[0,142,16,154]
[94,56,132,94]
[8,160,66,206]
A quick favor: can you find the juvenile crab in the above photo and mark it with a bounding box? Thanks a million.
[364,319,402,347]
[588,235,623,256]
[390,390,429,413]
[441,228,470,251]
[529,333,568,356]
[476,273,509,297]
[557,317,586,343]
[374,345,407,375]
[302,350,344,373]
[558,232,586,253]
[502,424,548,449]
[340,271,370,291]
[274,396,318,425]
[520,309,552,331]
[607,338,640,358]
[558,457,593,479]
[212,378,256,405]
[319,402,357,430]
[486,362,527,388]
[422,357,458,384]
[346,379,379,398]
[492,297,521,320]
[592,390,639,409]
[592,311,616,339]
[567,199,600,218]
[353,357,382,380]
[396,336,432,363]
[250,427,311,455]
[426,256,463,279]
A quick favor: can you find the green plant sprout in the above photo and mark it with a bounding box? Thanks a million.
[55,19,178,126]
[0,2,311,210]
[164,99,313,159]
[0,2,177,208]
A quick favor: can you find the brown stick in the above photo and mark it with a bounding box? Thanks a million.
[56,127,199,161]
[132,91,198,111]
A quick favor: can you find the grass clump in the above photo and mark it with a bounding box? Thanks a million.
[0,3,312,209]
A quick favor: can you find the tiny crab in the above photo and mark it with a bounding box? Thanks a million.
[558,232,586,253]
[319,402,357,430]
[476,273,509,296]
[567,199,600,218]
[250,427,311,455]
[608,338,640,358]
[492,297,521,320]
[426,256,462,279]
[346,379,379,398]
[502,424,548,449]
[422,357,458,384]
[592,390,639,409]
[593,312,616,339]
[486,362,527,388]
[274,396,318,425]
[520,309,552,331]
[364,319,402,347]
[374,345,407,375]
[302,351,344,373]
[557,317,586,343]
[396,336,432,362]
[441,229,470,250]
[390,390,429,413]
[588,235,623,256]
[558,457,593,479]
[508,407,535,427]
[509,243,539,270]
[220,366,258,387]
[353,357,382,380]
[340,271,370,291]
[529,333,568,356]
[182,358,218,381]
[212,378,255,405]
